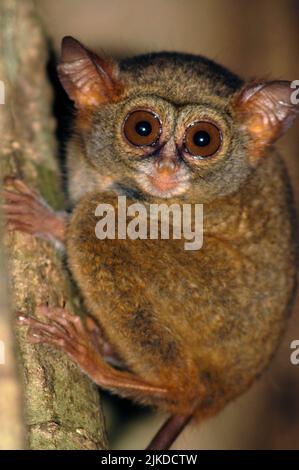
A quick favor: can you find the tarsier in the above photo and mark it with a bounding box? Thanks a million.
[4,36,299,449]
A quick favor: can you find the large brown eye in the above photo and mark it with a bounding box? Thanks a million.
[123,110,162,147]
[184,121,222,158]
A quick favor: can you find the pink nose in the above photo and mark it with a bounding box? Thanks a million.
[155,159,177,175]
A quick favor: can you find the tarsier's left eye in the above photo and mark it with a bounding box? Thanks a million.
[184,121,222,158]
[123,110,162,147]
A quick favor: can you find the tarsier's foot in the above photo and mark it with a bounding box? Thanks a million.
[2,176,67,243]
[16,305,168,398]
[17,305,97,369]
[17,306,194,449]
[85,316,125,368]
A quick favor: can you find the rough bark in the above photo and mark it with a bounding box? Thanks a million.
[0,0,107,449]
[0,183,25,450]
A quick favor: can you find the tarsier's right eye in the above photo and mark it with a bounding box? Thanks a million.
[123,110,162,147]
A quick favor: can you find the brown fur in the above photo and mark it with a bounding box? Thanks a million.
[60,38,298,417]
[67,152,296,416]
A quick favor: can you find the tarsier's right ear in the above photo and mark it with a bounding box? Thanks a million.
[233,80,299,165]
[57,36,123,109]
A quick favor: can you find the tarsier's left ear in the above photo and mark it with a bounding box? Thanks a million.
[57,36,123,109]
[233,80,299,164]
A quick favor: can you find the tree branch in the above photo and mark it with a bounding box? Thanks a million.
[0,0,107,450]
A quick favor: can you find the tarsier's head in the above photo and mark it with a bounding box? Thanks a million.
[58,36,299,202]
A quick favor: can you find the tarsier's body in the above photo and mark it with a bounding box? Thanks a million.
[69,155,295,418]
[5,37,299,448]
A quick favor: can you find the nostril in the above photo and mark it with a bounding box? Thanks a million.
[156,160,177,171]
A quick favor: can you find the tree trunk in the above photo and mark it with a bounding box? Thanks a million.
[0,0,107,450]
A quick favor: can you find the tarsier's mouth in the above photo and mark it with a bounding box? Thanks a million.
[147,173,180,192]
[137,168,190,198]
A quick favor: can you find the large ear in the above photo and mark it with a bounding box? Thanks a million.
[57,36,123,108]
[233,80,299,164]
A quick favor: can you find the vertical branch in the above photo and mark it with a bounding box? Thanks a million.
[0,0,107,449]
[0,184,25,450]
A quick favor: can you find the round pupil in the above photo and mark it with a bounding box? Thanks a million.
[135,120,152,137]
[193,130,211,147]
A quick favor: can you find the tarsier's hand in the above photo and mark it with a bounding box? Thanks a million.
[2,177,67,244]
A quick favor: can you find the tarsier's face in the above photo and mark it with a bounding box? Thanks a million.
[58,38,299,202]
[89,76,251,202]
[109,92,245,200]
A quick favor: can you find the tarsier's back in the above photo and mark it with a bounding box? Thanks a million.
[63,44,298,417]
